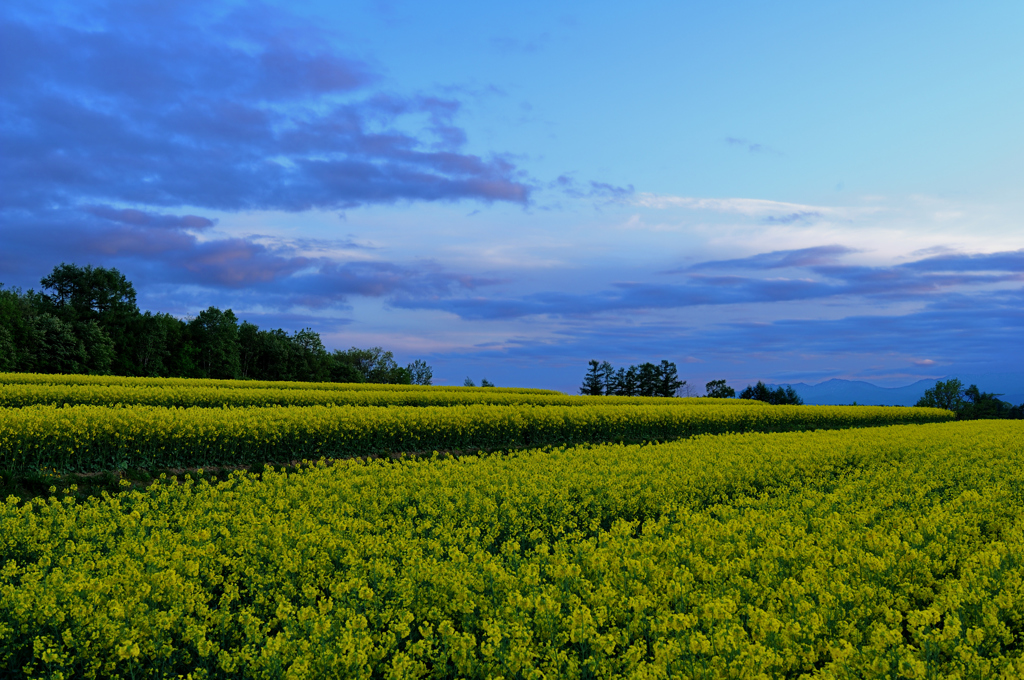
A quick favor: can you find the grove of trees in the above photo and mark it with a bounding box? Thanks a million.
[0,264,433,384]
[916,378,1023,420]
[580,359,685,397]
[739,381,804,405]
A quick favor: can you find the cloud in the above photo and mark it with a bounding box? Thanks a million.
[0,2,530,214]
[393,246,1024,321]
[683,245,858,272]
[761,211,822,224]
[555,176,635,202]
[631,193,840,217]
[82,205,216,230]
[725,136,783,155]
[0,207,493,312]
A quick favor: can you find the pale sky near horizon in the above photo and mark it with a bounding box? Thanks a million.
[2,0,1022,391]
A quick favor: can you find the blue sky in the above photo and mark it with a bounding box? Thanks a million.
[2,0,1022,392]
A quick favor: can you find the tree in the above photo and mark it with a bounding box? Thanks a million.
[960,385,1013,420]
[39,263,138,323]
[480,378,495,387]
[187,307,241,379]
[406,360,433,386]
[705,379,736,399]
[124,312,185,377]
[915,378,965,412]
[655,360,684,397]
[31,314,88,374]
[0,285,43,372]
[464,377,476,387]
[740,381,803,405]
[330,347,411,384]
[599,361,616,396]
[740,381,771,402]
[619,366,639,397]
[289,328,330,382]
[579,360,605,395]
[636,362,659,397]
[39,263,139,375]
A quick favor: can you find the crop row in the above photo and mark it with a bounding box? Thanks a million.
[0,382,753,410]
[2,421,1022,678]
[0,372,560,395]
[0,402,953,474]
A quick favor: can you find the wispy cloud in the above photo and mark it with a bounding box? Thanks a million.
[393,246,1024,321]
[725,136,783,155]
[631,193,841,217]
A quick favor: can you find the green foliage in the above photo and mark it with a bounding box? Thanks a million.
[406,359,433,385]
[579,360,604,395]
[1,266,433,385]
[739,381,804,405]
[331,347,412,384]
[583,360,686,397]
[915,378,966,412]
[917,378,1022,420]
[705,379,736,398]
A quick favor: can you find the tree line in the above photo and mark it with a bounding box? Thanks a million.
[916,378,1023,420]
[580,362,804,404]
[0,264,433,384]
[579,360,686,397]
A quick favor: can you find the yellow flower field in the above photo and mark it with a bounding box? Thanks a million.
[0,381,755,409]
[0,401,952,474]
[2,421,1022,678]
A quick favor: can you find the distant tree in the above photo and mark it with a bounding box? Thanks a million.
[326,354,364,383]
[289,328,330,382]
[124,312,184,377]
[619,366,639,397]
[187,307,241,379]
[636,362,660,397]
[39,263,138,323]
[740,381,803,405]
[915,378,965,412]
[740,381,771,402]
[579,360,605,395]
[656,360,685,397]
[406,359,433,385]
[599,361,616,395]
[39,263,139,374]
[0,285,43,372]
[32,314,88,374]
[480,378,495,387]
[705,379,736,399]
[331,347,411,384]
[464,377,476,387]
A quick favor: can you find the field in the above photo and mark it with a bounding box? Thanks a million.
[2,374,1021,678]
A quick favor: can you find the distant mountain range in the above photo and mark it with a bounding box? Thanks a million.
[765,374,1024,407]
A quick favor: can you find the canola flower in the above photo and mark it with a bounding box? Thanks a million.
[0,402,951,474]
[0,372,559,395]
[1,421,1022,678]
[0,382,755,410]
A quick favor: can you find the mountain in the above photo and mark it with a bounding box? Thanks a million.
[766,374,1024,407]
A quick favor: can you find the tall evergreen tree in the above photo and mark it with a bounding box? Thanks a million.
[636,362,659,397]
[599,361,616,395]
[579,360,605,395]
[655,360,684,397]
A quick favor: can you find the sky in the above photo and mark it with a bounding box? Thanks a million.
[1,0,1022,392]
